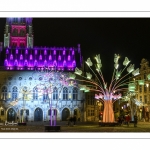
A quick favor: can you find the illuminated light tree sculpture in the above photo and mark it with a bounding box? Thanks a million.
[74,54,140,123]
[33,67,76,127]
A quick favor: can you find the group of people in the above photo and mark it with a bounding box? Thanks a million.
[67,115,77,126]
[117,114,138,127]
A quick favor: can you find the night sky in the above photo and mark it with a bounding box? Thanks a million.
[0,18,150,82]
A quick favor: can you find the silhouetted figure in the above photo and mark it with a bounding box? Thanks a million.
[126,114,131,126]
[70,116,73,126]
[26,116,28,122]
[118,117,122,126]
[134,114,138,127]
[73,115,77,125]
[17,116,19,122]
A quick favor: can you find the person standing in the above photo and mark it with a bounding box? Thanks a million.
[73,115,76,126]
[134,114,138,127]
[126,114,131,127]
[17,116,19,123]
[70,116,73,126]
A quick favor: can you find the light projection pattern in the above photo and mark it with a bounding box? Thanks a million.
[74,53,140,123]
[4,47,80,71]
[31,67,77,126]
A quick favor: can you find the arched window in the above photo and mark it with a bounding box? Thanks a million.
[33,87,38,100]
[12,86,18,100]
[53,87,58,100]
[73,87,78,100]
[63,87,68,100]
[43,87,48,101]
[1,86,7,100]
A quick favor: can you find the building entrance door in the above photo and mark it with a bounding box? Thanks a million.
[62,108,70,121]
[34,108,43,121]
[7,108,16,122]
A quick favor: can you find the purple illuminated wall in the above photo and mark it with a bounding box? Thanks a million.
[4,46,82,71]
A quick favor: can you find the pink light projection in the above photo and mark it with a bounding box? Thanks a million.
[11,25,26,31]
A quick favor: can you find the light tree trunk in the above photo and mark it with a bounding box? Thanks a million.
[103,100,115,122]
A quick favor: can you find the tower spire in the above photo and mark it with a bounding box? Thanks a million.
[4,18,34,48]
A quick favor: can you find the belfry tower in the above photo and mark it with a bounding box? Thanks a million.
[2,18,82,71]
[4,18,33,48]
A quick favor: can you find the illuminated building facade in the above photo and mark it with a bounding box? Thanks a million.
[0,18,85,122]
[134,58,150,121]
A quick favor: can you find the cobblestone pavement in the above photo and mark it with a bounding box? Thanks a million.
[0,121,150,132]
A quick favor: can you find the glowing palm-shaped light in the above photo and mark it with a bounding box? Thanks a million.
[114,63,119,69]
[84,86,90,92]
[86,72,92,79]
[132,68,139,76]
[96,63,102,72]
[123,57,130,66]
[95,54,101,63]
[127,64,134,73]
[128,83,136,92]
[114,54,120,64]
[75,67,82,75]
[86,58,93,66]
[68,72,76,79]
[114,54,120,69]
[147,74,150,80]
[138,80,144,85]
[95,54,102,71]
[78,84,86,91]
[115,70,121,80]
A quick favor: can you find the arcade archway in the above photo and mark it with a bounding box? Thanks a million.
[34,107,43,121]
[7,108,16,122]
[62,108,70,121]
